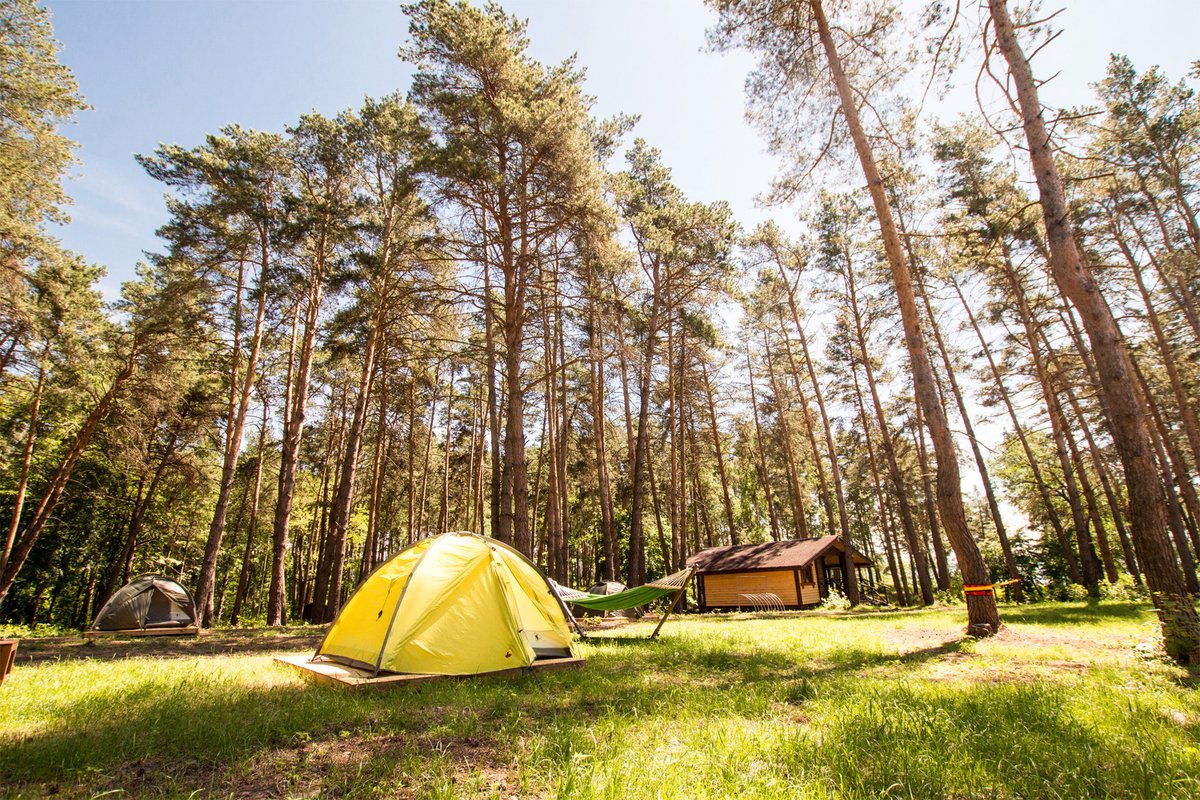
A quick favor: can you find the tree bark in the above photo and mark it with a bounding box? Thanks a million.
[812,0,996,631]
[989,0,1200,663]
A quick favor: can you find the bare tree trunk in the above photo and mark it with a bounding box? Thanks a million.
[912,398,951,591]
[483,263,504,542]
[763,333,810,540]
[627,274,663,586]
[916,271,1015,594]
[989,0,1200,662]
[854,365,907,605]
[777,317,838,541]
[746,344,782,541]
[196,254,271,626]
[269,264,325,626]
[320,327,381,621]
[813,0,995,631]
[587,268,618,579]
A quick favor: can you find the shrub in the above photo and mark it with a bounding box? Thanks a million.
[1099,574,1148,601]
[821,587,851,611]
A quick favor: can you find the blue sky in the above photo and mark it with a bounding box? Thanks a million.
[43,0,1199,297]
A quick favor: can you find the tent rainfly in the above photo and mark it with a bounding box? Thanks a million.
[89,574,198,635]
[313,531,576,677]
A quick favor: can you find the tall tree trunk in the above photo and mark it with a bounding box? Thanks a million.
[483,262,504,542]
[916,271,1016,594]
[588,276,617,579]
[989,0,1200,663]
[763,333,810,540]
[842,249,932,605]
[1,349,45,582]
[319,325,381,621]
[853,364,907,605]
[912,397,951,592]
[269,262,325,626]
[812,0,996,632]
[196,253,271,627]
[627,270,663,586]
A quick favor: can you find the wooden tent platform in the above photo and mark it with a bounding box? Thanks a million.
[275,653,584,689]
[83,626,201,639]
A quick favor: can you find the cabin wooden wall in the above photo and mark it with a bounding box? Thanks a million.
[700,567,820,609]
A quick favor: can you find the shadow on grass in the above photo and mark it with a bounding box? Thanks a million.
[1001,601,1150,627]
[15,626,328,665]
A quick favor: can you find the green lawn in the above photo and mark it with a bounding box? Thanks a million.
[2,602,1198,798]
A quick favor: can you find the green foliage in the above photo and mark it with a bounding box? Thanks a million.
[820,587,850,611]
[0,0,88,263]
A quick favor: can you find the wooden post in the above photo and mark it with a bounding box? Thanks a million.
[650,568,695,640]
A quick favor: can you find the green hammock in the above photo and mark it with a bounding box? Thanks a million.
[557,568,694,612]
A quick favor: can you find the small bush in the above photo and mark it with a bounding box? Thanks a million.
[934,589,963,606]
[1061,583,1091,602]
[821,587,851,611]
[1099,574,1148,601]
[0,622,79,639]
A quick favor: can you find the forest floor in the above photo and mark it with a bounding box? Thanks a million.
[2,602,1198,798]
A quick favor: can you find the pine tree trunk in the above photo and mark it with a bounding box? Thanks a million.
[842,249,932,605]
[812,0,995,631]
[588,276,618,579]
[627,271,663,586]
[269,264,325,626]
[915,270,1015,594]
[321,324,380,621]
[230,405,268,626]
[763,333,810,540]
[989,0,1200,663]
[0,350,45,582]
[196,253,271,626]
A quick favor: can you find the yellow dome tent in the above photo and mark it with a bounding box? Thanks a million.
[312,531,576,677]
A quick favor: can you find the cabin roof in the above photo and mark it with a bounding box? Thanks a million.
[687,536,870,573]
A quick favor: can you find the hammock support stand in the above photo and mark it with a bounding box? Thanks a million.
[557,567,696,640]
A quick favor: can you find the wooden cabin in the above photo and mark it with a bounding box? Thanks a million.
[687,536,874,611]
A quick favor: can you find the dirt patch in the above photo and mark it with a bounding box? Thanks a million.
[13,626,327,666]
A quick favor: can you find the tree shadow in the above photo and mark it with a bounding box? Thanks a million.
[1000,601,1150,627]
[14,627,327,665]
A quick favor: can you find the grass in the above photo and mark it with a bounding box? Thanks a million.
[2,602,1198,798]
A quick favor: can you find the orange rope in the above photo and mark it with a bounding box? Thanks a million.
[962,578,1021,592]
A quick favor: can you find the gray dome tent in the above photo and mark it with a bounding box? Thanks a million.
[89,574,198,636]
